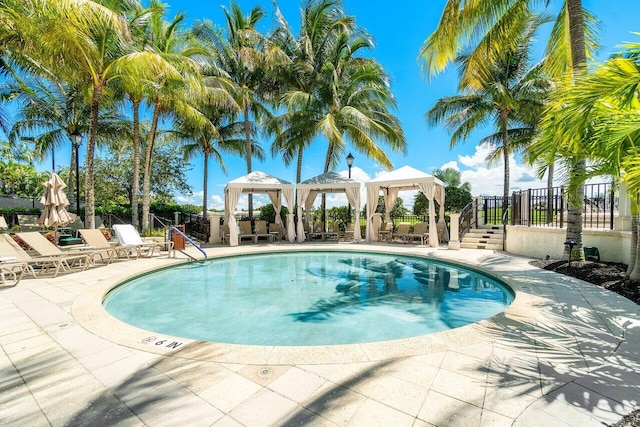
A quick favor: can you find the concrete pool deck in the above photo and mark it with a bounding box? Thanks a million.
[1,243,638,426]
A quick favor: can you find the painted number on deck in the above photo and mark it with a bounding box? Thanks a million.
[139,336,183,349]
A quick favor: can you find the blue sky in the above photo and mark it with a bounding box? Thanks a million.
[23,1,640,211]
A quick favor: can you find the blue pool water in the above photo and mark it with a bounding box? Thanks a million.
[103,252,513,346]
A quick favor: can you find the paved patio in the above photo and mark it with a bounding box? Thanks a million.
[1,243,638,426]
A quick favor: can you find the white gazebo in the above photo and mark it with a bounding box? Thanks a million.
[296,171,362,242]
[364,165,446,247]
[224,171,295,246]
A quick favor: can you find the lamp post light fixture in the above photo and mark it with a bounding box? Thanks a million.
[346,153,354,220]
[70,133,82,215]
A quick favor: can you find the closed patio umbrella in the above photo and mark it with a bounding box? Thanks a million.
[39,172,72,228]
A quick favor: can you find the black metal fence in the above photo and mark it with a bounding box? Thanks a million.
[483,182,618,230]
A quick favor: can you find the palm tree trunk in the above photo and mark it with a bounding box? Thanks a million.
[131,98,141,229]
[203,153,209,219]
[546,161,555,224]
[68,145,76,210]
[500,111,510,214]
[321,142,334,225]
[628,194,639,280]
[243,104,253,220]
[84,82,104,229]
[565,0,587,261]
[142,103,161,233]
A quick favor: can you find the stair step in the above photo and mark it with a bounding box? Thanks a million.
[460,242,504,250]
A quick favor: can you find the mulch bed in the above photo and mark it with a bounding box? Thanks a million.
[529,258,639,426]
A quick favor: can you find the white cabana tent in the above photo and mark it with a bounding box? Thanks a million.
[296,171,362,242]
[224,171,295,246]
[364,165,446,247]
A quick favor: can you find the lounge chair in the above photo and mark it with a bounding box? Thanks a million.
[221,224,230,245]
[0,234,89,277]
[238,221,257,244]
[309,222,326,240]
[0,215,8,232]
[404,221,429,245]
[325,221,340,240]
[17,214,42,232]
[16,231,97,266]
[392,223,411,242]
[77,228,127,263]
[0,258,27,286]
[343,223,355,241]
[378,222,392,242]
[254,220,273,242]
[268,223,283,242]
[112,224,164,257]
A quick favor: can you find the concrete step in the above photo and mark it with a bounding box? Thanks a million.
[460,242,504,250]
[462,236,503,245]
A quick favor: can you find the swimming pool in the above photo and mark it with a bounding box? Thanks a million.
[103,251,513,346]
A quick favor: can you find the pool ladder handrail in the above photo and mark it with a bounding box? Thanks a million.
[168,226,207,263]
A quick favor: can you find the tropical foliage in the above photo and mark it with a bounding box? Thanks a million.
[0,0,404,233]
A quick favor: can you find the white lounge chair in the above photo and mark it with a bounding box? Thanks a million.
[1,234,89,278]
[112,224,164,258]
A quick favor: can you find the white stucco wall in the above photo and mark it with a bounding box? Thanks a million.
[505,226,631,264]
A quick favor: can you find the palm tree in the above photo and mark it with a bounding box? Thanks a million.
[0,0,185,228]
[269,1,405,222]
[196,3,275,220]
[427,17,550,209]
[4,79,125,209]
[532,40,640,281]
[138,6,210,232]
[268,0,355,184]
[419,0,596,259]
[175,100,251,218]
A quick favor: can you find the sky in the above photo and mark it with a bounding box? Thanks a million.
[24,0,640,211]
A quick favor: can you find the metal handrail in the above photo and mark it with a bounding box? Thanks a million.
[168,226,207,262]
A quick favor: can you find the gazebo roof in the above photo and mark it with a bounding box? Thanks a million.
[298,171,360,192]
[225,171,293,192]
[365,165,446,189]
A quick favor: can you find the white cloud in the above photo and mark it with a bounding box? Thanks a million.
[176,191,203,205]
[209,195,224,211]
[448,144,549,196]
[458,143,494,168]
[440,160,459,171]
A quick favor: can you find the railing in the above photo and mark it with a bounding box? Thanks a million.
[458,200,478,239]
[484,182,618,230]
[182,213,210,242]
[168,226,207,262]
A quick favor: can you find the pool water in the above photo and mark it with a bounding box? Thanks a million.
[103,252,513,346]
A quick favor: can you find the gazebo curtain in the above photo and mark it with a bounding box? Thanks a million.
[225,187,242,246]
[383,188,399,223]
[345,186,361,242]
[418,182,438,247]
[435,185,449,242]
[365,185,379,242]
[296,187,312,242]
[267,191,283,229]
[281,187,296,242]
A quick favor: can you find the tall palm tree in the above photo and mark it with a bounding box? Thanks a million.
[427,17,550,208]
[197,3,277,220]
[268,0,356,184]
[175,99,257,217]
[4,79,125,208]
[112,1,165,229]
[269,1,405,222]
[532,40,640,281]
[138,5,209,232]
[0,0,185,228]
[419,0,596,259]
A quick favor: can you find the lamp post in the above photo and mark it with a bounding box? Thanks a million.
[70,133,82,215]
[346,152,354,220]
